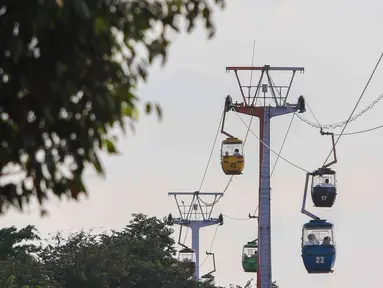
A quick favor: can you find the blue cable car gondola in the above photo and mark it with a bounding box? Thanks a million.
[301,219,336,274]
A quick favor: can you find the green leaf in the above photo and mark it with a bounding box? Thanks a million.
[145,103,152,114]
[155,104,162,121]
[138,65,147,81]
[94,17,108,35]
[89,151,104,175]
[104,139,118,154]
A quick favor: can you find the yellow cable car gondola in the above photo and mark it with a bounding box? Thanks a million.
[221,137,244,175]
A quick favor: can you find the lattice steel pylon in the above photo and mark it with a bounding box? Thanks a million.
[225,65,306,288]
[166,191,224,280]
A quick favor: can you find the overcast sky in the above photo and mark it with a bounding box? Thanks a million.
[3,1,383,287]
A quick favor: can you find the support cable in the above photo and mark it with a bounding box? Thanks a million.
[336,123,383,136]
[193,42,258,258]
[182,225,189,246]
[198,41,257,206]
[181,109,234,244]
[198,111,224,192]
[270,113,295,177]
[218,41,257,195]
[199,224,219,268]
[249,40,258,106]
[236,112,310,173]
[297,99,383,136]
[306,102,322,129]
[181,111,223,244]
[220,200,258,222]
[295,91,383,129]
[322,52,383,167]
[252,205,259,217]
[227,117,295,219]
[222,214,252,221]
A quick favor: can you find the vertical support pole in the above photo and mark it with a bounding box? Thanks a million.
[257,112,264,288]
[259,107,272,288]
[168,192,223,281]
[227,65,304,288]
[191,223,201,280]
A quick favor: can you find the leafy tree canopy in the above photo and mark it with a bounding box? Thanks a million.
[0,224,58,287]
[0,214,281,288]
[0,213,226,287]
[0,0,225,214]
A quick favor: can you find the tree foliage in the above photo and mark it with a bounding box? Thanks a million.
[0,225,58,287]
[0,214,281,287]
[0,214,226,288]
[0,225,40,260]
[0,0,225,214]
[41,214,197,288]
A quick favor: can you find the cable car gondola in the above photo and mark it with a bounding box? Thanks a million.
[311,168,337,207]
[242,240,258,273]
[301,219,336,274]
[178,247,196,277]
[221,137,245,175]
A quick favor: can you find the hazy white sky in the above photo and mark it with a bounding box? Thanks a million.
[3,0,383,287]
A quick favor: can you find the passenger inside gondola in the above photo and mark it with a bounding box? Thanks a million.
[304,233,320,246]
[322,236,332,245]
[320,178,334,187]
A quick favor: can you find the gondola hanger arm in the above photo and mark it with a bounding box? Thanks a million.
[221,95,234,138]
[320,129,337,169]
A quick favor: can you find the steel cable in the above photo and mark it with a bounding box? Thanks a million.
[322,52,383,167]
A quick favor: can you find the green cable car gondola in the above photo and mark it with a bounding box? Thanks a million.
[242,240,258,273]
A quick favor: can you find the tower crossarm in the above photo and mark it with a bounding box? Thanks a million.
[226,66,304,72]
[168,191,224,221]
[172,218,221,227]
[225,65,305,108]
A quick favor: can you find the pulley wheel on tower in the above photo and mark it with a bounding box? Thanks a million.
[311,168,337,208]
[221,137,244,175]
[242,240,258,273]
[178,247,196,277]
[301,219,336,274]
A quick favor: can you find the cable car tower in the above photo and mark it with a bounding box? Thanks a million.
[167,191,224,280]
[224,65,306,288]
